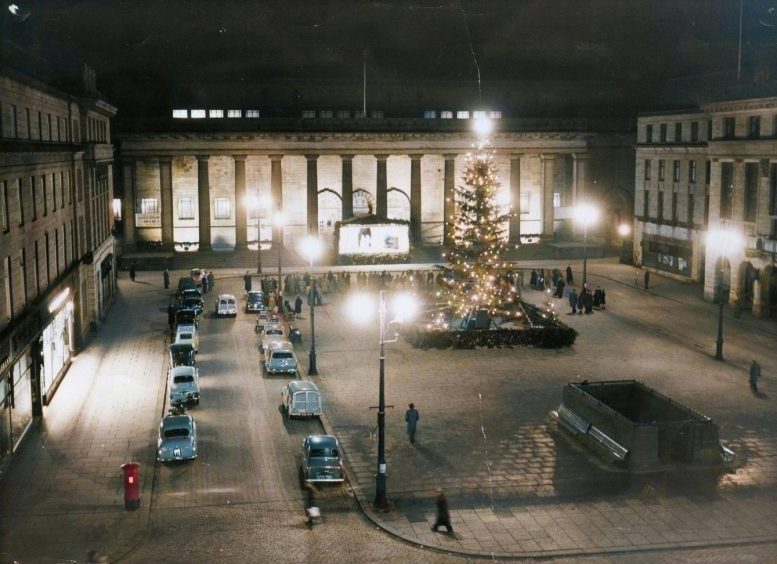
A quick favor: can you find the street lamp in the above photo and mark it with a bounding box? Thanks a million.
[274,211,285,299]
[707,227,744,361]
[348,290,418,510]
[249,195,271,274]
[301,236,323,376]
[575,200,600,288]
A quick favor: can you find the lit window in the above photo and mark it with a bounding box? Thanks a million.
[227,109,242,118]
[141,198,159,214]
[178,198,194,220]
[424,110,437,119]
[245,110,260,118]
[456,111,470,119]
[214,197,231,219]
[354,110,366,119]
[370,110,384,119]
[172,109,188,118]
[190,109,206,119]
[489,111,502,119]
[336,110,350,119]
[553,192,561,207]
[209,109,224,118]
[302,110,316,119]
[319,110,333,118]
[473,111,487,119]
[440,111,453,119]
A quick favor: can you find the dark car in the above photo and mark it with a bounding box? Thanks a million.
[178,295,204,315]
[175,308,199,329]
[177,276,197,296]
[246,290,265,313]
[169,343,196,368]
[301,435,344,483]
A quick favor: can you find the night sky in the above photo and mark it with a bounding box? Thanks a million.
[4,0,777,118]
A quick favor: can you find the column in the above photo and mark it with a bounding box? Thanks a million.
[573,154,588,236]
[542,155,556,239]
[122,160,137,251]
[196,155,211,251]
[306,154,319,235]
[410,154,423,243]
[234,155,248,249]
[443,154,456,245]
[341,154,354,219]
[509,154,521,243]
[159,156,174,250]
[733,159,745,221]
[376,154,388,217]
[270,155,283,248]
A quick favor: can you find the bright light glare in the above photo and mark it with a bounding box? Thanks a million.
[248,194,271,210]
[274,211,286,227]
[390,293,419,323]
[473,116,493,138]
[9,4,19,15]
[300,236,323,262]
[618,223,631,237]
[575,201,600,226]
[495,190,511,208]
[346,292,375,324]
[707,227,744,257]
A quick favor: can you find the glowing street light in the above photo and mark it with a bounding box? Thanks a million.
[300,236,323,375]
[575,200,600,288]
[618,223,631,237]
[707,227,744,361]
[473,115,493,139]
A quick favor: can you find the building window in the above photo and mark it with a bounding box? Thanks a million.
[424,110,437,119]
[744,162,759,222]
[10,105,18,138]
[657,191,664,221]
[370,110,384,119]
[520,193,530,214]
[0,181,6,231]
[643,190,650,218]
[190,109,206,119]
[688,161,697,183]
[472,111,487,119]
[553,192,561,207]
[178,197,195,220]
[214,197,231,219]
[140,198,159,214]
[319,110,333,118]
[19,249,26,307]
[245,110,260,118]
[659,123,667,142]
[30,177,37,221]
[674,122,682,142]
[658,160,665,181]
[723,117,735,139]
[302,110,316,119]
[749,116,761,138]
[705,160,711,184]
[226,109,241,118]
[25,108,31,139]
[51,173,57,211]
[690,121,699,142]
[16,180,23,225]
[33,240,40,296]
[720,162,734,219]
[336,110,350,119]
[172,109,188,118]
[671,192,678,223]
[456,110,470,119]
[209,109,224,118]
[688,194,695,226]
[644,160,651,180]
[672,160,680,182]
[646,124,653,142]
[4,256,12,319]
[770,164,777,215]
[489,111,502,119]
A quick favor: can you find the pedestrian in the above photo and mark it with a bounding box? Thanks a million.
[208,270,215,290]
[304,483,319,529]
[599,287,606,309]
[555,277,565,299]
[201,272,209,294]
[405,402,419,444]
[295,295,303,319]
[644,270,650,290]
[244,271,252,293]
[163,268,170,289]
[584,289,594,314]
[750,360,761,393]
[593,286,602,308]
[566,264,574,285]
[167,303,175,328]
[569,288,578,314]
[431,490,453,535]
[530,269,538,288]
[129,264,136,281]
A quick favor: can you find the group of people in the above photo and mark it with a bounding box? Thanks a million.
[529,265,608,315]
[567,285,606,315]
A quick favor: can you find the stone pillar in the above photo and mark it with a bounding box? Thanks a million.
[341,154,354,220]
[159,156,174,250]
[306,154,319,235]
[542,155,556,239]
[122,160,137,251]
[376,154,388,217]
[443,154,456,245]
[234,155,248,249]
[410,154,423,243]
[196,155,212,251]
[573,155,588,236]
[733,159,745,221]
[270,155,284,248]
[509,154,521,243]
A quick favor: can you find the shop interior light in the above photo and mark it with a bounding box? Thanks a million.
[48,288,71,313]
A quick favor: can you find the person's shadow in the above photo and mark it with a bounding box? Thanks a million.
[750,387,768,399]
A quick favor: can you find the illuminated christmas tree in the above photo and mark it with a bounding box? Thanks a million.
[443,145,516,319]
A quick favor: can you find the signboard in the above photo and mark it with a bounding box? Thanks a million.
[338,223,409,255]
[135,212,161,227]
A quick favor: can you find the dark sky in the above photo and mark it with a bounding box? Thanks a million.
[5,0,777,117]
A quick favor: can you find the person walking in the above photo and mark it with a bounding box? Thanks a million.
[644,270,650,290]
[750,360,761,393]
[201,272,209,294]
[163,268,170,289]
[244,271,252,293]
[294,295,303,319]
[208,270,215,290]
[566,264,574,285]
[129,264,136,282]
[431,490,453,535]
[569,288,578,315]
[405,403,420,444]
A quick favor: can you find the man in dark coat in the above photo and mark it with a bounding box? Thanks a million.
[568,288,578,314]
[566,265,574,285]
[405,403,420,444]
[163,268,170,289]
[244,271,252,293]
[431,490,453,534]
[294,295,303,319]
[129,264,136,281]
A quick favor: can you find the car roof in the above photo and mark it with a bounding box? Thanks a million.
[170,366,196,377]
[218,294,235,300]
[306,435,338,447]
[161,414,194,431]
[269,340,293,351]
[288,380,318,393]
[248,290,263,296]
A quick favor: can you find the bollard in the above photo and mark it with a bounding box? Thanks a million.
[121,462,141,510]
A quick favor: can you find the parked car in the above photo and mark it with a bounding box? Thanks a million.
[169,343,196,368]
[215,294,237,317]
[301,435,344,483]
[281,380,322,418]
[181,288,202,300]
[175,308,199,329]
[169,366,200,406]
[157,411,198,462]
[261,325,285,353]
[175,324,199,353]
[177,276,197,296]
[246,290,265,313]
[264,341,298,376]
[178,294,204,315]
[189,268,204,287]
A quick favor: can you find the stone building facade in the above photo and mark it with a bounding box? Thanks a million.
[634,98,777,318]
[0,64,117,467]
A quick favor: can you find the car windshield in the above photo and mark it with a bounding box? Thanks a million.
[190,270,201,277]
[163,428,190,438]
[309,448,338,458]
[248,293,262,303]
[173,375,194,383]
[178,333,192,340]
[228,299,235,305]
[273,351,293,359]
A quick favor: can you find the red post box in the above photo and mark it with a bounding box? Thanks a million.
[121,462,141,510]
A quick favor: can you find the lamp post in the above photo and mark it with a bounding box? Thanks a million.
[274,212,285,300]
[250,195,270,274]
[576,200,600,288]
[708,227,743,361]
[301,237,322,376]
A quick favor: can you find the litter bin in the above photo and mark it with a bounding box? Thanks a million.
[121,462,141,510]
[289,327,302,344]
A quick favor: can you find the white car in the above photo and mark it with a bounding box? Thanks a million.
[169,366,200,406]
[175,324,199,353]
[216,294,237,317]
[261,325,285,354]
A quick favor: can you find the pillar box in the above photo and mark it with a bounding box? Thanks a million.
[121,462,141,510]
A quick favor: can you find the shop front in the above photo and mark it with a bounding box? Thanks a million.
[40,287,75,405]
[641,236,692,278]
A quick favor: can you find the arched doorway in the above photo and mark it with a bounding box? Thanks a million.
[387,187,410,221]
[353,189,375,217]
[738,261,758,311]
[317,188,342,239]
[715,257,732,304]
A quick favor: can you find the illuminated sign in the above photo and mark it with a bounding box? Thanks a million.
[338,224,409,255]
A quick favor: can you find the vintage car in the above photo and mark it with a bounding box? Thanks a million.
[264,341,298,376]
[215,294,238,317]
[189,268,204,287]
[158,411,198,462]
[246,290,265,314]
[177,276,197,296]
[281,380,322,418]
[260,325,285,353]
[175,308,199,329]
[175,324,199,353]
[169,343,196,368]
[178,294,204,315]
[169,366,200,406]
[301,435,344,483]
